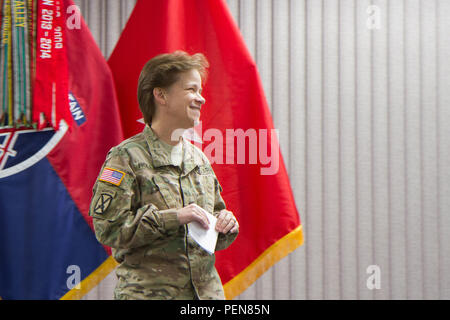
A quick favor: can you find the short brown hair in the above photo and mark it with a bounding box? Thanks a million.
[137,51,209,125]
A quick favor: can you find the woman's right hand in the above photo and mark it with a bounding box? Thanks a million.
[176,203,210,229]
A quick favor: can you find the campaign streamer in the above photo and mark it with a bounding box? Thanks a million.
[33,0,69,130]
[0,0,13,127]
[11,0,31,126]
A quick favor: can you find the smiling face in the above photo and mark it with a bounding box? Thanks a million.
[162,68,206,129]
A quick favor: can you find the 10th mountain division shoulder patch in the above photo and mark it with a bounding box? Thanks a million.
[94,193,114,215]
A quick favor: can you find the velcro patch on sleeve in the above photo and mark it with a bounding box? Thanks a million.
[99,167,126,186]
[94,193,114,215]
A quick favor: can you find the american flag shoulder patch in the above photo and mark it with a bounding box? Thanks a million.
[99,167,126,186]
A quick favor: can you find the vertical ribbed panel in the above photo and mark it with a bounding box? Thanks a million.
[74,0,450,300]
[75,0,136,59]
[437,0,450,299]
[388,0,406,300]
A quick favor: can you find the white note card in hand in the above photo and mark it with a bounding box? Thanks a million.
[188,211,219,255]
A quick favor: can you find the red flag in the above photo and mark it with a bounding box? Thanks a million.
[108,0,303,299]
[48,0,123,232]
[51,0,123,298]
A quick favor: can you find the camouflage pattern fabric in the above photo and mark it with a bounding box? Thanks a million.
[89,125,238,300]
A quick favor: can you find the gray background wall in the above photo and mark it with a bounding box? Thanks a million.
[75,0,450,300]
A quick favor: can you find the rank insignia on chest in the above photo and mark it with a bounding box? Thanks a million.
[99,167,125,186]
[94,193,114,214]
[197,165,212,175]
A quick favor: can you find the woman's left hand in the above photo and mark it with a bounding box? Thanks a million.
[215,209,239,234]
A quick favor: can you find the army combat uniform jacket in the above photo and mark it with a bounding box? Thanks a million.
[89,126,238,300]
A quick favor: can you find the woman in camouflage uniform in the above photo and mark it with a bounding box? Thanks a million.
[89,51,239,300]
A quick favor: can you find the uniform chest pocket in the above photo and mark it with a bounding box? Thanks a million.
[139,173,180,210]
[191,172,215,214]
[151,175,180,209]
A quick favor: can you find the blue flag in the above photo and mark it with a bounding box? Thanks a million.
[0,0,123,299]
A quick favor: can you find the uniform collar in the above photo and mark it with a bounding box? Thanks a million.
[144,125,200,175]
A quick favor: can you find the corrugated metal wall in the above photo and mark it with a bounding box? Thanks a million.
[75,0,450,300]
